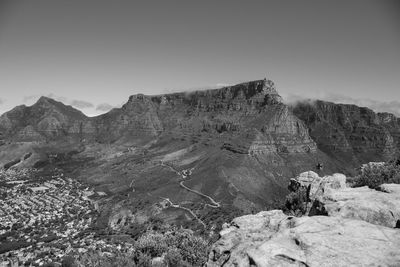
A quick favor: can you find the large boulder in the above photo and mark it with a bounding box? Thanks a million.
[291,171,400,228]
[380,183,400,194]
[321,184,400,228]
[291,171,347,199]
[207,210,400,267]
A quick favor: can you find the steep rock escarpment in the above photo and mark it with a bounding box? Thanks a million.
[292,100,400,165]
[0,79,324,211]
[91,79,316,155]
[93,94,163,143]
[82,79,320,210]
[2,79,400,212]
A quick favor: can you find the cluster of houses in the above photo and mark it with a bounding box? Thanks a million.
[0,170,126,266]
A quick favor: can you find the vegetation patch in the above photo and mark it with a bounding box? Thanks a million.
[352,157,400,189]
[66,227,210,267]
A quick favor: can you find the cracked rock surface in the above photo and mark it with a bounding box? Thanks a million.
[207,175,400,267]
[207,210,400,267]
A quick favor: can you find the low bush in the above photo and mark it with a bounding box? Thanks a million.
[135,228,210,266]
[352,158,400,189]
[284,187,309,216]
[71,227,210,266]
[69,251,136,267]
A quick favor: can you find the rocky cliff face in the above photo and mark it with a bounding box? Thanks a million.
[1,79,399,213]
[291,100,400,166]
[207,174,400,267]
[0,79,323,211]
[90,79,316,155]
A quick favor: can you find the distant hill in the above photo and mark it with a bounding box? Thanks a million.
[0,96,91,142]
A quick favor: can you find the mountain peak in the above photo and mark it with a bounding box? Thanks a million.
[36,96,55,104]
[34,96,62,110]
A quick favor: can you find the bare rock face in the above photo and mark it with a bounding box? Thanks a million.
[290,171,347,199]
[207,210,400,267]
[94,94,164,142]
[207,175,400,266]
[292,100,400,165]
[291,171,400,228]
[92,79,317,155]
[380,183,400,194]
[1,78,399,213]
[321,184,400,228]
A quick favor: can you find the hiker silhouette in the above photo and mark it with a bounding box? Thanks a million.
[316,162,323,171]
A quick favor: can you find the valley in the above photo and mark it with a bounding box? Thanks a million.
[0,79,400,266]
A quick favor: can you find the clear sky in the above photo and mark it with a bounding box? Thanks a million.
[0,0,399,116]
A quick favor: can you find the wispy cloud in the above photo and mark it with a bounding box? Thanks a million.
[0,98,4,105]
[283,93,400,117]
[70,100,94,109]
[23,95,39,103]
[22,94,96,112]
[46,93,67,103]
[96,103,115,112]
[161,82,234,94]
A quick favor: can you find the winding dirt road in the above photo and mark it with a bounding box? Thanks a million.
[160,161,220,208]
[159,196,206,228]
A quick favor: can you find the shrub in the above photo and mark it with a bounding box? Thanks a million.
[165,247,183,266]
[178,234,210,266]
[285,187,309,216]
[352,159,400,189]
[135,232,168,257]
[134,228,210,266]
[71,228,210,266]
[61,256,77,267]
[73,251,136,267]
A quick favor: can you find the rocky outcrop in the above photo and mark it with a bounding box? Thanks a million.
[321,185,400,228]
[291,171,400,228]
[207,173,400,266]
[207,210,400,267]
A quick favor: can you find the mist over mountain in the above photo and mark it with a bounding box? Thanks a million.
[1,78,400,266]
[1,79,399,206]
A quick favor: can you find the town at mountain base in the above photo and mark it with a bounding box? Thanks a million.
[1,79,400,266]
[1,78,399,215]
[206,172,400,267]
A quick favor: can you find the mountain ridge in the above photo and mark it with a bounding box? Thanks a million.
[1,78,399,223]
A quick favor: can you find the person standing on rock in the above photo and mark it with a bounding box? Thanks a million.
[316,162,323,171]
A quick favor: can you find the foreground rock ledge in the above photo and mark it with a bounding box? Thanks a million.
[206,210,400,267]
[293,171,400,228]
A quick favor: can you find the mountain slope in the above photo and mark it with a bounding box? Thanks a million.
[291,100,400,168]
[62,79,334,213]
[0,96,93,142]
[1,79,399,229]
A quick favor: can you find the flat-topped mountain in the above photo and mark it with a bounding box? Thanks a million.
[0,78,399,229]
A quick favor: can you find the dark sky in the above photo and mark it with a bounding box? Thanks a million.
[0,0,399,116]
